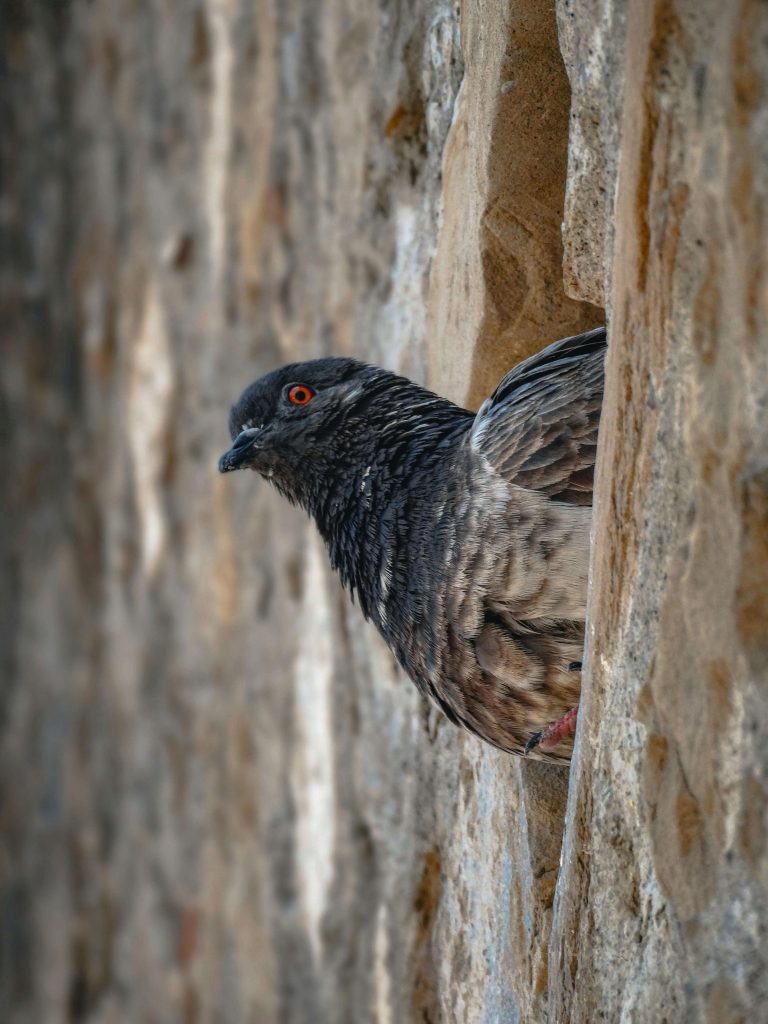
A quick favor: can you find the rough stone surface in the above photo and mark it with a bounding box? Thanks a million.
[550,1,768,1020]
[2,0,766,1022]
[556,0,628,307]
[427,1,601,407]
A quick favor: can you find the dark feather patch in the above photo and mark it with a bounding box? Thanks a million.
[471,327,606,503]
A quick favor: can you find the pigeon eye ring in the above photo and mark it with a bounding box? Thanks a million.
[288,385,314,406]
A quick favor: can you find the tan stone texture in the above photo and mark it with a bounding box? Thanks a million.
[550,1,768,1020]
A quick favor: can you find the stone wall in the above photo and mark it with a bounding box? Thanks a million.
[551,2,768,1020]
[1,1,765,1022]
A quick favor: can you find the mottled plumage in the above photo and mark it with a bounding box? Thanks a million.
[219,327,606,763]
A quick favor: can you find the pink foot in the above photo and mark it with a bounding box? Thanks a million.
[525,705,579,755]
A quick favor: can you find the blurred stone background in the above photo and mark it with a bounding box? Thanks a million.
[1,1,766,1022]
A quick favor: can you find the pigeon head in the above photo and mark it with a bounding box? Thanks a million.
[218,356,378,504]
[219,355,472,567]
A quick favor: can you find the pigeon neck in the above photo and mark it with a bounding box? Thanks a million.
[310,396,473,620]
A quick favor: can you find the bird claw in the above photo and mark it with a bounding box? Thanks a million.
[525,705,579,755]
[524,731,543,755]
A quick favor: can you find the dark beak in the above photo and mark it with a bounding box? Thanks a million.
[218,428,261,473]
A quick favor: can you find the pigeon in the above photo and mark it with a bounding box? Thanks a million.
[219,327,606,763]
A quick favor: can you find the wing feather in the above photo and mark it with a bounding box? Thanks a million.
[470,327,606,504]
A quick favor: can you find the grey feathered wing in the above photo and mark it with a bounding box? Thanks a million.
[445,327,607,760]
[470,326,606,504]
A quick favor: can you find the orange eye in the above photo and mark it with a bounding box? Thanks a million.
[288,385,314,406]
